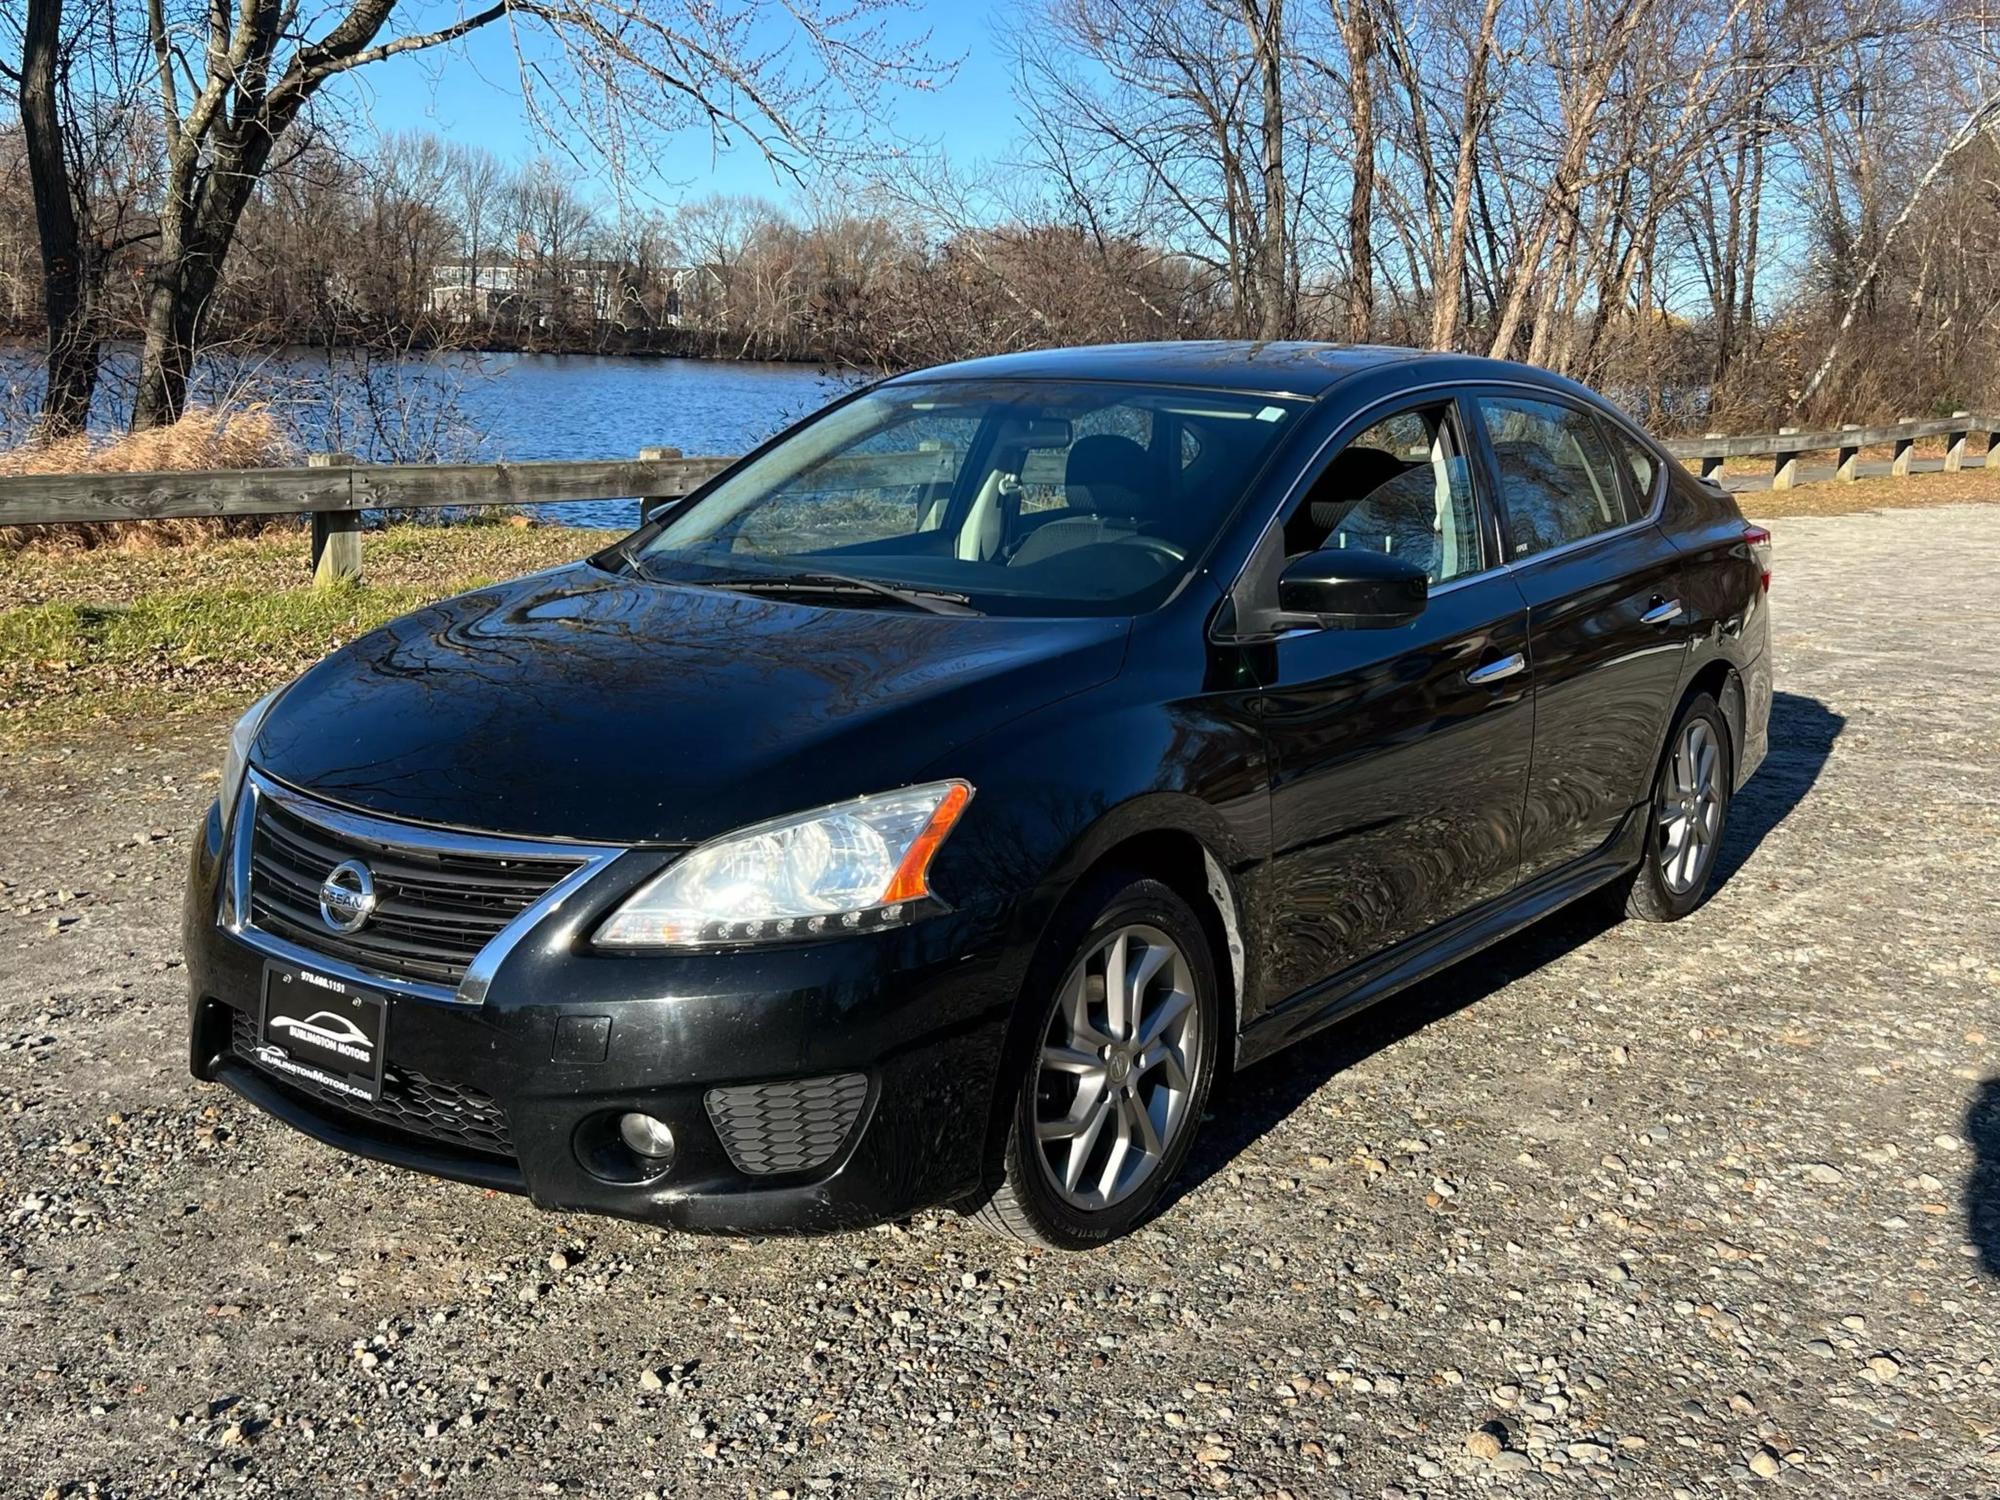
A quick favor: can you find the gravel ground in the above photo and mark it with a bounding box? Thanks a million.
[1,504,1996,1500]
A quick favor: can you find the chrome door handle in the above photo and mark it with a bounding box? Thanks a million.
[1641,597,1684,626]
[1465,652,1526,686]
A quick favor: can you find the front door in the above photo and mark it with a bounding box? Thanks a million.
[1469,392,1694,881]
[1248,397,1535,1009]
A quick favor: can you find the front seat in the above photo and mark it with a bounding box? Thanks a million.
[1009,434,1153,566]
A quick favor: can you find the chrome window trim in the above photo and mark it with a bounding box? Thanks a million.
[223,768,625,1007]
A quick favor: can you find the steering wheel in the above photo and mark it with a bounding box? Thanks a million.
[1128,536,1186,565]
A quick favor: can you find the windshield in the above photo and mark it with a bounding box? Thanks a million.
[628,379,1306,616]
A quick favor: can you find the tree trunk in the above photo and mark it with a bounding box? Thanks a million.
[132,138,271,429]
[1342,0,1376,341]
[21,0,100,438]
[1246,0,1290,341]
[1737,120,1765,358]
[1428,0,1500,351]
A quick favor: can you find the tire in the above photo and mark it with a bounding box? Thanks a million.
[1616,692,1734,922]
[967,870,1220,1250]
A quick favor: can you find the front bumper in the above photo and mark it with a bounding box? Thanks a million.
[183,797,1024,1234]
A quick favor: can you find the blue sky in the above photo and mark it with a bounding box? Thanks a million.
[348,1,1023,206]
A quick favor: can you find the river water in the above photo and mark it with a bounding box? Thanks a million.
[0,345,855,529]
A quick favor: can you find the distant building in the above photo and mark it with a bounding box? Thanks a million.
[428,259,725,331]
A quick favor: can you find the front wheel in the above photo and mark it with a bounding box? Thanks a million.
[968,873,1219,1249]
[1620,693,1734,922]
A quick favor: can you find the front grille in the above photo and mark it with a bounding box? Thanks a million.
[705,1074,869,1175]
[230,1010,514,1158]
[247,791,584,988]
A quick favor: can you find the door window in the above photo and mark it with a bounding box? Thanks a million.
[1476,395,1638,559]
[1281,401,1485,585]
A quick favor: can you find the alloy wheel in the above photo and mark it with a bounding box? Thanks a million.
[1031,923,1202,1211]
[1657,717,1723,895]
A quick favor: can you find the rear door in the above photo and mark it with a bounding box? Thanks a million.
[1469,391,1695,882]
[1247,396,1535,1005]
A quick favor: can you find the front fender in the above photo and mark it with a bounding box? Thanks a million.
[918,666,1268,1010]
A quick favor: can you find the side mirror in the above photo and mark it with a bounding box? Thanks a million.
[1276,548,1428,629]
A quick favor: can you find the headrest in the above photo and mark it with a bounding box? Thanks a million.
[1064,434,1150,517]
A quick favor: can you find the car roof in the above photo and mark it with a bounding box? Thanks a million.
[887,340,1593,403]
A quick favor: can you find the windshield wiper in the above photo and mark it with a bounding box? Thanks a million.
[710,571,981,616]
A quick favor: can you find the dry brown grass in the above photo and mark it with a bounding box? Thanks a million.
[0,407,295,555]
[1734,463,2000,518]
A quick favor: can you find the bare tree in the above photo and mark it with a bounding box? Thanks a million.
[1015,0,1303,339]
[116,0,941,428]
[2,0,153,433]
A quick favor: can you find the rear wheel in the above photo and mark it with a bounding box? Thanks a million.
[968,873,1218,1249]
[1619,693,1733,922]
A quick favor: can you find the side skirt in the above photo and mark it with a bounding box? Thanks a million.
[1235,804,1647,1069]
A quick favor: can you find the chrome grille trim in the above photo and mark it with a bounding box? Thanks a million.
[224,769,623,1005]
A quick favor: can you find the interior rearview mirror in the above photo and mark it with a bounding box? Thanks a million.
[1017,415,1073,448]
[1276,548,1429,629]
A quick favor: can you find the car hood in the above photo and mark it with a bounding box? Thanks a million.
[251,563,1130,844]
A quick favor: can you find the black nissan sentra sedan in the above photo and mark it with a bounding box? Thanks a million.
[184,342,1773,1248]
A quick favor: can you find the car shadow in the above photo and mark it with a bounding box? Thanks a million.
[1968,1079,2000,1278]
[1712,691,1844,887]
[1170,900,1623,1203]
[1169,689,1845,1203]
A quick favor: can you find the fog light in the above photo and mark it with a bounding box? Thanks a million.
[617,1111,676,1162]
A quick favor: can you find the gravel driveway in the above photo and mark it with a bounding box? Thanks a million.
[2,503,1995,1500]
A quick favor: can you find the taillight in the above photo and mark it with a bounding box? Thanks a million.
[1743,525,1772,591]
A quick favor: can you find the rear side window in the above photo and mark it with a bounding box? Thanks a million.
[1610,429,1659,512]
[1477,395,1637,559]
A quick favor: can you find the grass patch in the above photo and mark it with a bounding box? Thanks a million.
[0,520,619,741]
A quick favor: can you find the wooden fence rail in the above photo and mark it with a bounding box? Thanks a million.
[1661,410,2000,489]
[0,445,734,585]
[1,411,1994,585]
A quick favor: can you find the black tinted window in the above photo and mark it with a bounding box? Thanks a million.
[1477,396,1635,559]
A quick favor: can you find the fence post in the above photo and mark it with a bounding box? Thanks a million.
[638,446,684,525]
[1892,420,1917,478]
[1946,411,1969,473]
[1699,433,1726,481]
[1835,424,1861,482]
[1772,428,1800,491]
[309,452,362,586]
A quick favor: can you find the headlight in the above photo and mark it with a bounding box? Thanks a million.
[221,688,282,813]
[596,780,973,948]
